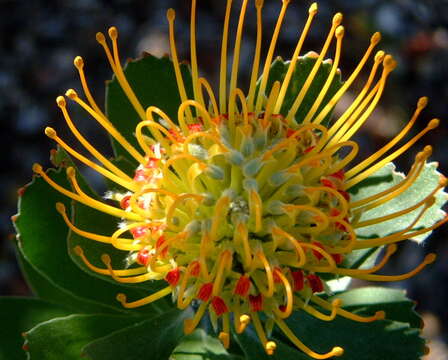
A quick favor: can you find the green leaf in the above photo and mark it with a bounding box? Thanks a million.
[349,162,447,243]
[0,297,71,360]
[106,54,193,163]
[260,56,343,124]
[83,308,193,360]
[14,168,151,314]
[25,314,140,360]
[172,329,243,360]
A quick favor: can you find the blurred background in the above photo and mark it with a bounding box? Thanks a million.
[1,0,447,358]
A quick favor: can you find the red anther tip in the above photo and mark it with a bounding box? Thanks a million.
[136,248,151,266]
[17,187,26,197]
[291,270,304,291]
[190,261,201,277]
[307,274,324,293]
[197,283,213,301]
[120,195,131,209]
[211,296,228,316]
[234,275,251,296]
[165,268,181,286]
[249,294,263,312]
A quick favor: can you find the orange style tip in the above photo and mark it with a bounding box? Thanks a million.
[255,0,264,9]
[332,347,344,357]
[21,332,27,338]
[425,253,437,264]
[428,118,440,129]
[240,314,250,324]
[108,26,118,39]
[332,12,343,25]
[101,254,112,265]
[56,95,66,107]
[74,56,84,69]
[116,293,126,303]
[55,202,66,213]
[418,96,429,108]
[10,215,18,223]
[282,0,291,5]
[66,166,75,178]
[383,55,397,70]
[439,175,447,186]
[309,2,318,14]
[73,246,83,256]
[166,8,175,21]
[44,127,56,138]
[371,32,381,45]
[374,50,385,62]
[375,311,386,320]
[424,345,431,355]
[95,32,106,44]
[32,163,43,173]
[388,243,398,253]
[65,89,77,99]
[218,332,230,349]
[265,341,277,355]
[422,145,433,156]
[426,196,436,207]
[335,26,345,38]
[22,343,29,351]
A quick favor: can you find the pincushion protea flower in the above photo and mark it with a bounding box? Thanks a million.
[31,0,446,358]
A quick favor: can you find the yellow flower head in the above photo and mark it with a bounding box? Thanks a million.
[32,1,446,358]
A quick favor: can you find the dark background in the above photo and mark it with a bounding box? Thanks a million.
[1,0,447,357]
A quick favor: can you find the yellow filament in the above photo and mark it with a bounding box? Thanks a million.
[199,232,213,281]
[166,193,204,231]
[353,199,442,249]
[107,27,146,120]
[275,317,344,359]
[66,89,146,164]
[167,9,193,124]
[32,164,142,221]
[73,56,106,118]
[301,243,337,272]
[311,295,385,323]
[262,81,281,127]
[198,77,219,117]
[334,244,397,277]
[229,88,249,130]
[183,132,228,154]
[313,32,382,125]
[95,31,118,74]
[210,196,231,241]
[178,100,213,134]
[304,186,349,219]
[219,0,233,114]
[73,246,146,277]
[190,0,201,103]
[282,204,330,234]
[272,270,293,318]
[212,251,232,296]
[56,202,138,250]
[272,227,307,267]
[354,181,445,229]
[250,190,263,232]
[45,128,136,192]
[56,96,132,181]
[346,97,428,178]
[350,149,429,210]
[274,3,318,114]
[285,12,343,124]
[294,296,341,321]
[219,313,231,349]
[136,120,176,154]
[302,25,344,124]
[178,266,198,309]
[247,0,264,111]
[110,222,156,251]
[116,286,172,308]
[236,223,252,269]
[102,254,165,283]
[345,119,439,189]
[322,50,385,145]
[184,301,209,334]
[325,141,359,174]
[255,0,291,113]
[330,56,397,146]
[255,251,275,297]
[251,312,277,355]
[328,219,357,254]
[229,0,249,115]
